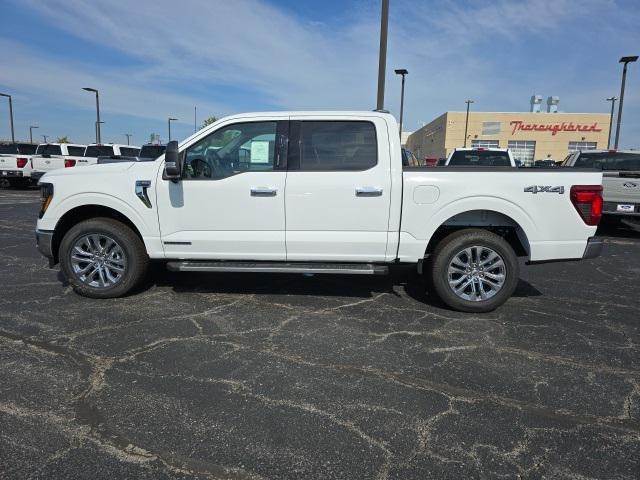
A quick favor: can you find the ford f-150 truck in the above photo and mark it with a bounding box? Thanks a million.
[31,143,138,180]
[0,142,38,187]
[30,143,87,182]
[35,111,603,312]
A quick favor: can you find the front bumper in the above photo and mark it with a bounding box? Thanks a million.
[35,229,55,266]
[582,236,603,259]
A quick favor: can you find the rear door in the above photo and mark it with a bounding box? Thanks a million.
[285,116,391,261]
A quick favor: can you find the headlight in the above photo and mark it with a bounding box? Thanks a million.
[39,182,54,219]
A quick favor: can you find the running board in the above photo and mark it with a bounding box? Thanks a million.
[166,261,388,275]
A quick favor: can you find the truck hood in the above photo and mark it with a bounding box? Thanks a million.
[41,161,134,179]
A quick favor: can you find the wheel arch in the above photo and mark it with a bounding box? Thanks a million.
[424,209,531,258]
[51,205,145,265]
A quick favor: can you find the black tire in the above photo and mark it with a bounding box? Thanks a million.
[429,229,519,313]
[59,217,149,298]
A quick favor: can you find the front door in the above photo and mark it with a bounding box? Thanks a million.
[156,119,288,260]
[284,117,391,261]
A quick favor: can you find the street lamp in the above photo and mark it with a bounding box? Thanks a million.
[29,125,39,144]
[168,117,178,141]
[376,0,390,110]
[394,69,408,141]
[0,92,15,143]
[125,133,132,145]
[463,99,474,147]
[605,96,617,149]
[82,87,101,144]
[614,55,638,149]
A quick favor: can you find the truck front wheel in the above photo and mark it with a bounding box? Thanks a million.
[59,218,149,298]
[429,229,519,313]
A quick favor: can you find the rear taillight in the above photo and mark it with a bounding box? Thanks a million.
[64,159,76,168]
[17,157,28,168]
[570,185,603,226]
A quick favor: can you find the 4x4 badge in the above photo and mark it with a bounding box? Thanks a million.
[524,185,565,194]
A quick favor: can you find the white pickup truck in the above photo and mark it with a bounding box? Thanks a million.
[0,142,38,187]
[31,143,139,181]
[35,111,604,312]
[30,143,87,182]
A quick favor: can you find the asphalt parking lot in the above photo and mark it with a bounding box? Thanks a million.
[0,187,638,479]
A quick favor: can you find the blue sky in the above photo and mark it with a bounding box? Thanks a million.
[0,0,639,147]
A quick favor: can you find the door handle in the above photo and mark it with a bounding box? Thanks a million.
[251,187,277,197]
[355,187,383,197]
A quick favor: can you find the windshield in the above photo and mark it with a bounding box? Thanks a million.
[85,145,115,157]
[573,152,640,171]
[35,144,63,156]
[139,145,166,159]
[0,144,19,154]
[448,150,512,167]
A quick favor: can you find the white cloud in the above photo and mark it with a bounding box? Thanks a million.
[3,0,639,146]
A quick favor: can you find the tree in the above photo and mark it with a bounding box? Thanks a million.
[201,116,218,129]
[57,136,72,143]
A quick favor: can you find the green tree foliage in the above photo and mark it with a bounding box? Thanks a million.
[201,116,218,129]
[57,136,71,143]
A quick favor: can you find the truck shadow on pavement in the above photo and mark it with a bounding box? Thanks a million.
[141,265,542,311]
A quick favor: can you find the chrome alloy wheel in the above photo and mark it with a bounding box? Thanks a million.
[70,234,127,288]
[447,245,506,302]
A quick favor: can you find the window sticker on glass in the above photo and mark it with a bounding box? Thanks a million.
[251,141,270,163]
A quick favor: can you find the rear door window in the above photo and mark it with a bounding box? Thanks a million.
[291,121,377,171]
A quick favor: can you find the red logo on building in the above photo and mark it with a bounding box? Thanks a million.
[510,120,602,136]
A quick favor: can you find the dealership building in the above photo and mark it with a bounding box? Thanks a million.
[406,97,611,165]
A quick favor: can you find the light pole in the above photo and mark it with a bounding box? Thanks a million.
[605,96,617,149]
[194,106,197,133]
[0,92,15,143]
[125,133,132,145]
[29,125,39,144]
[463,99,474,147]
[376,0,389,110]
[82,87,101,144]
[614,55,638,149]
[42,135,49,143]
[168,117,178,141]
[394,69,408,141]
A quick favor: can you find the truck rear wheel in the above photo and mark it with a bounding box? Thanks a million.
[429,229,519,313]
[59,218,149,298]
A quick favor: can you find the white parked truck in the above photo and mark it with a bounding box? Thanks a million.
[35,111,604,312]
[0,142,38,187]
[31,143,139,181]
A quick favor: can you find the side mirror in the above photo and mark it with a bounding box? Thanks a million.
[163,141,182,180]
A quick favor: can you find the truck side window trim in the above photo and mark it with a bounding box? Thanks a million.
[287,120,378,172]
[180,120,288,181]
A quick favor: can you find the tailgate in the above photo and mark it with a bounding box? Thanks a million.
[602,172,640,208]
[32,155,66,172]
